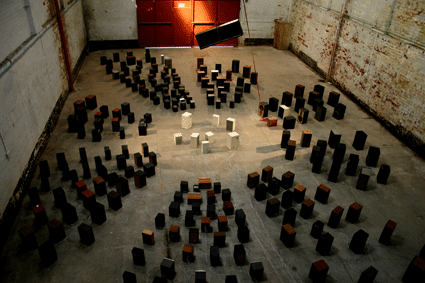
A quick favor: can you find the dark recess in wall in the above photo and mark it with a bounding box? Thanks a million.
[288,44,425,160]
[89,40,139,52]
[0,45,89,254]
[297,49,326,78]
[244,38,274,46]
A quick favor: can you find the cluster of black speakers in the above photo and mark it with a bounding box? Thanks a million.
[195,19,243,49]
[25,137,162,267]
[122,179,263,282]
[241,156,403,283]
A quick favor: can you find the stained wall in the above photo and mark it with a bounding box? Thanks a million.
[288,0,425,155]
[0,0,87,222]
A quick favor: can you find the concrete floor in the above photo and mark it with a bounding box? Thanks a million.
[1,46,424,283]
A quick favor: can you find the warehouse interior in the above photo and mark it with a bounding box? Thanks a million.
[0,0,424,282]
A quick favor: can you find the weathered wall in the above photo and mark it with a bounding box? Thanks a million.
[0,0,33,63]
[63,0,87,69]
[238,0,293,44]
[0,0,87,226]
[83,0,138,41]
[288,0,425,156]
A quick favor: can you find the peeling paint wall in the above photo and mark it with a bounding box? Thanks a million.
[288,0,425,154]
[0,0,87,220]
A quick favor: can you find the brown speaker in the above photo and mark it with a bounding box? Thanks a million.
[258,102,269,117]
[258,103,265,117]
[298,108,309,124]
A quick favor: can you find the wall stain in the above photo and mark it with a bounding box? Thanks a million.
[289,0,425,159]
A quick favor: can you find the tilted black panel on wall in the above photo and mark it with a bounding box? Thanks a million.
[195,19,243,49]
[195,28,220,50]
[217,19,243,43]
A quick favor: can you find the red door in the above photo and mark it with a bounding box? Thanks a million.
[156,0,174,46]
[137,0,156,47]
[193,0,217,47]
[137,0,240,47]
[137,0,174,47]
[217,0,240,46]
[174,0,192,46]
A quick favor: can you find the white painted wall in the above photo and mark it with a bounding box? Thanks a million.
[0,0,87,216]
[64,1,87,67]
[0,0,33,63]
[238,0,293,44]
[83,0,138,41]
[28,0,56,34]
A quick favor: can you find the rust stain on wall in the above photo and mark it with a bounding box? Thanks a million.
[52,22,68,83]
[47,0,57,21]
[298,35,308,48]
[374,46,387,55]
[288,0,425,158]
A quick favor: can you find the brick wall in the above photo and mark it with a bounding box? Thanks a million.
[390,0,425,45]
[0,0,87,230]
[288,0,425,156]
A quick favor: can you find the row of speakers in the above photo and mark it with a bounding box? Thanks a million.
[195,19,243,50]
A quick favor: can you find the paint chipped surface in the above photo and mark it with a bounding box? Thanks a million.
[391,0,425,45]
[289,0,425,144]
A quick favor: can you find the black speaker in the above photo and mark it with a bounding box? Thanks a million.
[308,91,320,106]
[313,84,325,98]
[268,97,279,112]
[294,97,305,113]
[196,28,220,50]
[218,19,243,42]
[352,130,367,150]
[281,91,293,107]
[327,91,340,107]
[314,106,327,122]
[333,103,346,120]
